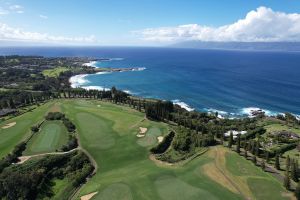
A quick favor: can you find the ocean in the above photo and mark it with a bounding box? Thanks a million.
[1,46,300,118]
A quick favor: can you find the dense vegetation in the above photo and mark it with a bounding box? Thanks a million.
[0,151,94,200]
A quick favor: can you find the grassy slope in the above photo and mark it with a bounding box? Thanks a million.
[42,67,69,77]
[23,120,69,155]
[62,100,242,200]
[225,151,289,200]
[0,102,54,159]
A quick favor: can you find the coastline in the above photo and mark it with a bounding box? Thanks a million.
[69,71,296,119]
[69,61,300,120]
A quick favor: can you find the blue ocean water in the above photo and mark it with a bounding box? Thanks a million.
[1,47,300,117]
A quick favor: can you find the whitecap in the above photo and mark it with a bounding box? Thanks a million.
[82,61,98,68]
[240,107,278,117]
[69,74,89,88]
[82,86,110,91]
[172,100,194,112]
[96,71,112,75]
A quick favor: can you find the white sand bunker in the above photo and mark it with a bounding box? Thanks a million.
[157,136,164,143]
[136,127,148,137]
[17,156,31,164]
[2,122,16,129]
[81,192,98,200]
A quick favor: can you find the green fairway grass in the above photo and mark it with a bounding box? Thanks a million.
[2,99,291,200]
[225,152,289,200]
[0,102,54,159]
[42,67,69,77]
[60,100,242,200]
[23,120,69,155]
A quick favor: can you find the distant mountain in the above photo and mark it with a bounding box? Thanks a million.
[172,41,300,51]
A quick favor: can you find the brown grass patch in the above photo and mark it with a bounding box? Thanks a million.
[202,162,239,194]
[49,103,61,112]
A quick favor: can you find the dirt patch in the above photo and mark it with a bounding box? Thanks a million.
[136,127,148,137]
[80,192,98,200]
[2,122,16,129]
[157,136,164,143]
[149,154,174,167]
[202,163,239,194]
[281,192,296,200]
[49,103,61,112]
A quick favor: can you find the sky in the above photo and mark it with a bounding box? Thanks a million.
[0,0,300,46]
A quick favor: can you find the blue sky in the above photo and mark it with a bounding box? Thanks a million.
[0,0,300,45]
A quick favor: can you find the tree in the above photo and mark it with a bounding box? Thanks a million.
[9,98,16,109]
[291,159,299,182]
[255,141,259,156]
[275,153,280,170]
[252,156,257,165]
[236,134,241,154]
[261,159,266,171]
[244,150,248,158]
[228,131,233,148]
[265,151,270,163]
[286,155,291,172]
[295,182,300,200]
[284,171,291,190]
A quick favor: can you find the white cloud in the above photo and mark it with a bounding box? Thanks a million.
[0,22,98,44]
[39,14,48,19]
[137,7,300,43]
[0,7,9,15]
[9,5,22,10]
[9,4,23,14]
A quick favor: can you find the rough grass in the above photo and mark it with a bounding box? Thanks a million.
[42,67,69,77]
[23,120,69,155]
[0,102,54,159]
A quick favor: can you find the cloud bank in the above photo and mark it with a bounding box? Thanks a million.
[0,22,97,44]
[138,7,300,43]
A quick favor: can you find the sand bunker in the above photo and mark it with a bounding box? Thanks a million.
[81,192,98,200]
[136,127,148,137]
[157,136,164,143]
[2,122,16,129]
[17,156,31,164]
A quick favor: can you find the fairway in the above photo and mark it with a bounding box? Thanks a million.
[0,102,54,159]
[42,67,70,77]
[0,99,291,200]
[23,120,69,155]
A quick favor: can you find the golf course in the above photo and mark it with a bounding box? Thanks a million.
[0,99,293,200]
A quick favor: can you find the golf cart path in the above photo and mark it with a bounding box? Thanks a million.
[17,147,80,164]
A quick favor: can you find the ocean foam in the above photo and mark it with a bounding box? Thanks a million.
[82,61,97,68]
[96,71,111,75]
[69,74,90,88]
[241,107,278,117]
[172,100,194,112]
[82,85,110,91]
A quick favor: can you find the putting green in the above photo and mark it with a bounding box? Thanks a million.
[24,120,69,155]
[94,183,133,200]
[0,101,54,159]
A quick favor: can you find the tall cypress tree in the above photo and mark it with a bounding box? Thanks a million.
[291,159,299,182]
[286,155,291,172]
[275,153,280,170]
[284,171,291,190]
[236,134,241,153]
[228,131,233,148]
